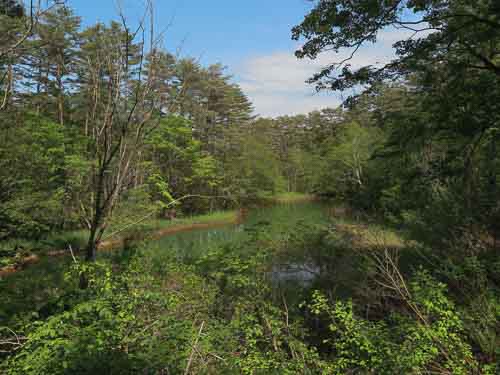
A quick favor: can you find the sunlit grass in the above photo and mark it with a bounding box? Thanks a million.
[107,210,239,238]
[332,217,408,249]
[272,192,316,203]
[158,210,238,226]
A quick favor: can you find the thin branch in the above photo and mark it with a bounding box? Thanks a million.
[99,194,227,241]
[184,321,205,375]
[68,245,78,264]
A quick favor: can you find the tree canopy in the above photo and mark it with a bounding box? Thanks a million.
[293,0,500,92]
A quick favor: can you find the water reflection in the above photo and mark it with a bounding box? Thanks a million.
[270,262,320,287]
[149,201,329,284]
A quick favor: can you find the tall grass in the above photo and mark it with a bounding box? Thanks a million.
[272,192,316,203]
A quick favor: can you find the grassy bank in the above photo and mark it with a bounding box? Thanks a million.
[139,210,239,231]
[100,210,241,249]
[275,192,316,203]
[329,215,408,250]
[262,192,316,204]
[0,210,240,274]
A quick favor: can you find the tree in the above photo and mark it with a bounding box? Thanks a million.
[0,0,62,77]
[17,5,81,123]
[144,115,219,214]
[224,121,285,201]
[0,113,68,238]
[292,0,500,93]
[76,14,167,262]
[294,0,500,238]
[0,0,23,17]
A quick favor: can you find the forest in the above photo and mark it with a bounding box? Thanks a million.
[0,0,499,373]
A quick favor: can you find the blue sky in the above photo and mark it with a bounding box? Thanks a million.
[67,0,408,117]
[70,1,313,63]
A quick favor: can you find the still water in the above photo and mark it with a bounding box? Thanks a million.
[149,201,328,257]
[147,201,330,285]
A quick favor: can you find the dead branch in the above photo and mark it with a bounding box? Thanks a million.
[0,327,27,353]
[184,321,205,375]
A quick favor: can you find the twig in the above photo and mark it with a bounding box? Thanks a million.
[0,327,27,353]
[100,194,232,241]
[68,245,78,264]
[184,321,205,375]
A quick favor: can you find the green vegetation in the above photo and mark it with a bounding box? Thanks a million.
[271,192,316,203]
[0,210,239,273]
[3,203,497,373]
[1,0,500,373]
[141,210,238,229]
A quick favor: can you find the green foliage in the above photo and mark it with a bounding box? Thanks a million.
[2,257,223,374]
[0,114,73,239]
[317,121,383,200]
[226,131,286,201]
[2,204,499,373]
[308,294,390,374]
[146,173,174,209]
[307,271,481,374]
[293,0,500,93]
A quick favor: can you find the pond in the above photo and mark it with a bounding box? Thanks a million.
[148,201,328,257]
[147,201,330,285]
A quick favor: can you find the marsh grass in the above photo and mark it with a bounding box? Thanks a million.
[271,192,316,203]
[332,216,408,250]
[103,210,239,241]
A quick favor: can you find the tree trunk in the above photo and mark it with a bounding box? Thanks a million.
[56,61,64,126]
[80,206,102,289]
[85,223,99,262]
[84,164,107,263]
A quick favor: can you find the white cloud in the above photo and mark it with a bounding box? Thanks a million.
[235,52,341,117]
[233,28,427,118]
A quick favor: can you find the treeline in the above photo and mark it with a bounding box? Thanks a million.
[0,2,326,257]
[283,81,500,247]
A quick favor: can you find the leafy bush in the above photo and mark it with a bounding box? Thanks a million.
[306,271,485,374]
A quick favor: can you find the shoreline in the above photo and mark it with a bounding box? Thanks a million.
[0,195,318,277]
[0,209,242,277]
